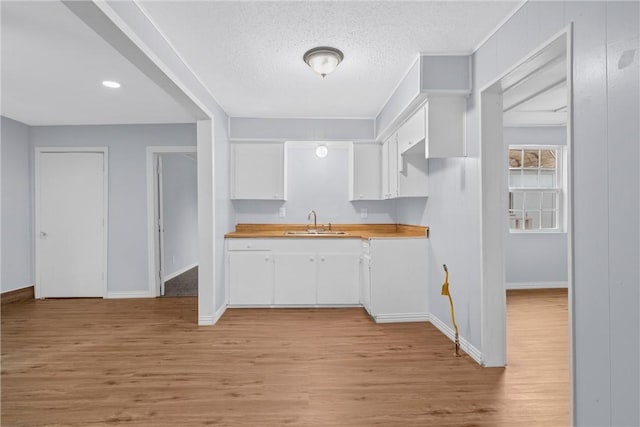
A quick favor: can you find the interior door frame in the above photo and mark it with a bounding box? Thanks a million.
[34,147,109,299]
[146,146,197,297]
[478,25,573,368]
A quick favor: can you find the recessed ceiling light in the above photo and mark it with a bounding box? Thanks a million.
[102,80,121,89]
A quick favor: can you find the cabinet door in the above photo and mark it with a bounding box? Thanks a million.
[349,143,382,200]
[388,137,399,199]
[397,106,426,155]
[229,252,274,305]
[381,136,399,199]
[231,142,286,200]
[317,254,360,304]
[274,254,317,304]
[425,95,466,158]
[359,256,372,315]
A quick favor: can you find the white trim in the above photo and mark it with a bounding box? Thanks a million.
[471,1,529,54]
[1,284,34,294]
[162,262,198,283]
[374,54,422,118]
[34,147,109,299]
[506,282,568,290]
[429,314,483,365]
[106,291,153,299]
[146,146,197,298]
[373,313,430,323]
[199,304,227,326]
[478,28,573,370]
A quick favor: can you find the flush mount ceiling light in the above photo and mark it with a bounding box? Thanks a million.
[315,144,328,158]
[303,46,344,78]
[102,80,121,89]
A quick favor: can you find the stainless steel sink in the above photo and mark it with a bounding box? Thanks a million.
[284,230,348,236]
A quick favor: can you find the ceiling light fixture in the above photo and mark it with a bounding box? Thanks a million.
[303,46,344,78]
[102,80,121,89]
[315,144,328,158]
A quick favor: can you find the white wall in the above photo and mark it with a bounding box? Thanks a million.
[161,153,198,277]
[29,123,196,294]
[1,116,33,292]
[425,1,638,424]
[503,126,568,285]
[233,142,397,225]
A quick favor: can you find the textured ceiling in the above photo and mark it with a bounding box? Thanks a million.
[1,1,195,126]
[139,1,521,118]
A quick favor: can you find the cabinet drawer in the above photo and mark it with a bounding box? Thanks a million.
[227,239,272,251]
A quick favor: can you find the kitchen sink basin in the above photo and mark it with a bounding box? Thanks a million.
[284,230,349,236]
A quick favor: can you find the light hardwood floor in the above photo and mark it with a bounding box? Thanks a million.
[1,289,569,426]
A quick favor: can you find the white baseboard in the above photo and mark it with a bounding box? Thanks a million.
[106,291,153,299]
[506,281,568,290]
[374,313,430,323]
[429,313,483,365]
[2,284,34,294]
[199,304,227,326]
[163,262,198,283]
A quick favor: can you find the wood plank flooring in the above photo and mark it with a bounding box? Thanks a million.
[1,289,568,426]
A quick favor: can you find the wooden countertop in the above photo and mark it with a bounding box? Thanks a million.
[225,223,428,239]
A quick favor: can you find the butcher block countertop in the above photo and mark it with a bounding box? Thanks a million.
[225,223,428,239]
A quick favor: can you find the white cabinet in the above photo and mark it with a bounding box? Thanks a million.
[349,143,382,201]
[424,95,466,158]
[359,255,372,315]
[227,239,361,306]
[228,252,274,305]
[274,254,317,305]
[365,238,428,322]
[317,254,360,304]
[394,96,466,159]
[381,136,398,199]
[230,141,286,200]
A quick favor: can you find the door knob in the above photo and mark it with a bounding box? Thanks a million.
[40,231,47,238]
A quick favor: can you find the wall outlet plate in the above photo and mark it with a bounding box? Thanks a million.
[279,207,286,218]
[360,208,368,218]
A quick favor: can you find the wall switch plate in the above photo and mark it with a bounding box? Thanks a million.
[360,208,368,218]
[279,207,286,218]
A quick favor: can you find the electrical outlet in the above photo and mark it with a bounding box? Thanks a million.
[279,207,286,218]
[172,255,176,265]
[360,208,368,219]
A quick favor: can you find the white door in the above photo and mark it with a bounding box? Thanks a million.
[37,152,106,298]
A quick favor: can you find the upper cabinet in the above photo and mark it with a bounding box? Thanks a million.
[397,95,467,159]
[230,141,286,200]
[349,143,382,201]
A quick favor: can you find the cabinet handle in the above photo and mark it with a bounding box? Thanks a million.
[264,256,270,262]
[274,194,279,198]
[246,244,252,248]
[309,257,315,262]
[320,257,325,262]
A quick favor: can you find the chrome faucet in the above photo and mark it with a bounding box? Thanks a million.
[307,210,318,232]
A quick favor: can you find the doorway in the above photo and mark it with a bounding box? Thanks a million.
[35,148,108,298]
[146,146,197,297]
[480,29,573,368]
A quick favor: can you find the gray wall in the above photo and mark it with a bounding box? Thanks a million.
[229,117,375,141]
[1,116,33,292]
[503,126,568,285]
[30,123,197,294]
[233,142,397,225]
[416,2,638,425]
[161,153,198,278]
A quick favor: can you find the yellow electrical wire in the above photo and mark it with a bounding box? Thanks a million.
[441,264,461,356]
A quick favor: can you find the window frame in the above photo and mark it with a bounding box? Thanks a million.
[508,145,566,234]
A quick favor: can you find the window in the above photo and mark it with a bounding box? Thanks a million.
[508,146,563,232]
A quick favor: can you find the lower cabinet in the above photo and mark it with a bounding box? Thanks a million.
[228,252,274,305]
[274,254,317,305]
[364,238,428,322]
[227,239,361,306]
[317,254,360,304]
